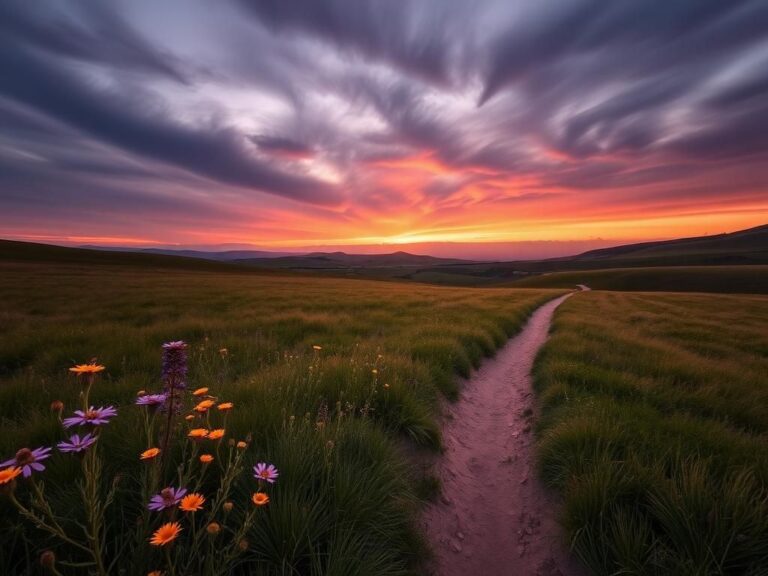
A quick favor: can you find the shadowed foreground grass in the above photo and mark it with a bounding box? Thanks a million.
[0,260,559,574]
[535,291,768,575]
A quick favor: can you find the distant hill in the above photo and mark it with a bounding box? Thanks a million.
[237,250,472,269]
[79,246,299,261]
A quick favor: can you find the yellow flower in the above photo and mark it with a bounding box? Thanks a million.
[217,402,234,412]
[188,428,209,440]
[149,522,181,546]
[69,363,105,375]
[194,399,216,413]
[0,467,21,485]
[251,492,269,506]
[179,493,205,513]
[199,454,214,464]
[140,448,161,460]
[208,429,225,441]
[192,387,209,397]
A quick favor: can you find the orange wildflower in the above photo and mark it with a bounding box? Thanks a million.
[192,387,209,397]
[184,414,195,421]
[69,363,105,375]
[217,402,233,411]
[199,454,214,464]
[149,522,181,546]
[0,467,22,485]
[251,492,269,506]
[194,399,216,413]
[208,429,225,440]
[140,448,160,460]
[188,428,209,440]
[179,493,205,512]
[236,441,247,449]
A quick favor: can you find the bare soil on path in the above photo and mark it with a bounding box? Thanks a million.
[421,292,585,576]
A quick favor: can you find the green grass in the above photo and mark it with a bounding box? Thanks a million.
[0,258,560,574]
[511,265,768,294]
[534,291,768,575]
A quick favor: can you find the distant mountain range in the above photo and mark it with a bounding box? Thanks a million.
[2,224,766,286]
[79,246,300,260]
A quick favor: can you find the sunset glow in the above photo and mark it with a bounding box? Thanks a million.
[1,1,767,259]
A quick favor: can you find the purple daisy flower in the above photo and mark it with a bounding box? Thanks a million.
[135,393,167,407]
[63,406,118,428]
[57,433,98,453]
[1,446,52,478]
[253,462,279,484]
[148,486,188,511]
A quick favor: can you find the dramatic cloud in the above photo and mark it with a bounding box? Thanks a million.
[1,0,767,255]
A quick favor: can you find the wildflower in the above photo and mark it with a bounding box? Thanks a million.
[63,406,117,428]
[383,383,390,389]
[253,462,279,483]
[148,487,187,511]
[50,400,64,413]
[312,345,322,350]
[236,441,247,450]
[69,363,106,376]
[251,492,269,506]
[222,501,234,513]
[135,394,167,408]
[219,348,228,357]
[0,467,22,485]
[187,428,209,440]
[137,390,146,396]
[39,550,56,570]
[194,399,216,413]
[148,572,164,576]
[184,414,195,421]
[2,447,51,478]
[178,493,205,512]
[206,522,220,535]
[372,369,378,374]
[217,402,233,412]
[149,522,182,546]
[238,539,249,551]
[199,454,213,464]
[208,429,225,440]
[192,387,209,397]
[57,433,97,454]
[161,341,188,388]
[140,448,161,461]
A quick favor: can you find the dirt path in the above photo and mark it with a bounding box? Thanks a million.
[421,291,584,576]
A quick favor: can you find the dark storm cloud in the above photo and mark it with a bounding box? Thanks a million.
[0,34,341,206]
[234,0,462,84]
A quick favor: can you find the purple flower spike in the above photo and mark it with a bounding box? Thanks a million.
[148,486,188,511]
[135,393,167,407]
[57,433,98,453]
[253,462,279,484]
[1,446,52,478]
[63,406,118,428]
[162,341,188,389]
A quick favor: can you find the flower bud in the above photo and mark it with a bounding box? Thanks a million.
[40,550,56,570]
[238,538,249,552]
[236,441,247,450]
[50,400,64,413]
[223,501,234,513]
[206,522,221,535]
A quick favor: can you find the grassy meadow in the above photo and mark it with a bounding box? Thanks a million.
[534,291,768,575]
[0,258,560,574]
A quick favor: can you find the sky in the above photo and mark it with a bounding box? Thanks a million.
[1,0,767,259]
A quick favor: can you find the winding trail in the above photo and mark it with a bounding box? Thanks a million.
[422,290,585,576]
